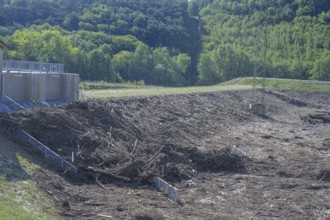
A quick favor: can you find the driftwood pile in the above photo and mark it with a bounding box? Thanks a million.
[0,94,249,185]
[302,111,330,124]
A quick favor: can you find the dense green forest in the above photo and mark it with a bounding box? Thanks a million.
[198,0,330,83]
[0,0,329,85]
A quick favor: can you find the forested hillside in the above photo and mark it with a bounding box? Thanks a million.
[0,0,329,86]
[198,0,330,83]
[0,0,199,86]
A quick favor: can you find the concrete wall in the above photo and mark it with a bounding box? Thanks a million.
[1,72,79,103]
[249,103,266,116]
[27,73,47,102]
[0,50,3,73]
[62,74,80,102]
[2,73,28,102]
[46,74,63,100]
[0,50,3,98]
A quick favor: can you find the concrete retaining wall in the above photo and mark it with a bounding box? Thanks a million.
[16,129,77,174]
[46,74,63,100]
[2,73,28,101]
[0,50,3,73]
[27,73,47,102]
[63,74,80,102]
[0,50,4,97]
[249,103,266,116]
[1,72,79,103]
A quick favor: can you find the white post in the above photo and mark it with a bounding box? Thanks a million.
[0,45,4,73]
[0,48,4,100]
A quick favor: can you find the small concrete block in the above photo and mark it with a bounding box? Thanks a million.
[249,103,266,116]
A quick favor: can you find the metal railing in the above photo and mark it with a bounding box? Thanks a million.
[16,129,77,174]
[3,60,64,74]
[2,95,25,111]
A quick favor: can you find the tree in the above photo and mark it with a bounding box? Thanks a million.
[197,52,219,85]
[129,43,153,82]
[111,51,133,82]
[152,47,189,86]
[310,52,330,81]
[172,53,191,86]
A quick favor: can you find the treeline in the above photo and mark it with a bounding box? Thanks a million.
[0,0,198,57]
[0,0,329,86]
[6,26,191,86]
[198,0,330,83]
[0,0,200,85]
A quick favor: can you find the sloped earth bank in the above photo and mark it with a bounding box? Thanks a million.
[0,90,330,219]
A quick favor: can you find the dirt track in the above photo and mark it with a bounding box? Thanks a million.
[1,89,329,219]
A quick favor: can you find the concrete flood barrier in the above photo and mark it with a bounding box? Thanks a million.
[16,129,77,174]
[0,72,79,105]
[29,73,47,102]
[63,74,80,102]
[45,73,80,102]
[45,74,63,101]
[249,103,266,116]
[152,176,180,203]
[2,73,28,102]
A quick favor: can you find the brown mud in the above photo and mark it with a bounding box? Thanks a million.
[0,89,329,219]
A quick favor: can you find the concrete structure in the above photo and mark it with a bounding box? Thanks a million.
[44,73,79,101]
[29,73,47,102]
[62,73,80,102]
[0,42,7,100]
[2,73,29,101]
[0,43,5,71]
[0,44,79,112]
[1,72,79,103]
[249,103,266,116]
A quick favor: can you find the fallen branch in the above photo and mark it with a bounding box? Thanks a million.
[131,139,138,154]
[144,145,165,169]
[97,214,113,219]
[95,175,108,189]
[62,124,85,134]
[83,166,131,182]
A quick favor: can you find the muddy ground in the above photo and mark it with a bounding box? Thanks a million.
[0,89,330,219]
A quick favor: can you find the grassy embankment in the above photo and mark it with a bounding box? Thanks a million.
[81,77,330,99]
[222,77,330,92]
[0,137,60,220]
[319,128,330,138]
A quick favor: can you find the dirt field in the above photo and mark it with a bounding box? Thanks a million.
[1,89,329,219]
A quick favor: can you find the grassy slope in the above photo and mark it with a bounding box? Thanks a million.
[0,137,60,220]
[319,128,330,138]
[222,77,330,92]
[82,78,330,99]
[82,84,250,99]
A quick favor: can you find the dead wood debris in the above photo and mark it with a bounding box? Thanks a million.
[0,92,251,185]
[301,111,330,124]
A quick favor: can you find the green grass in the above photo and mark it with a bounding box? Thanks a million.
[82,77,330,99]
[319,128,330,138]
[80,80,146,90]
[222,77,330,92]
[83,84,251,99]
[0,137,60,220]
